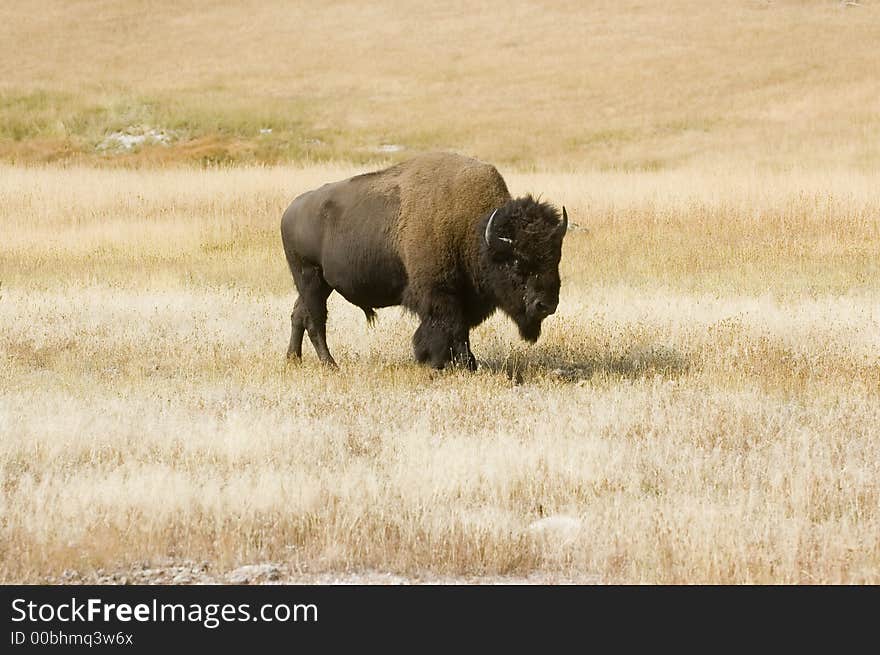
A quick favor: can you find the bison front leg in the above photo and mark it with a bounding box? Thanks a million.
[453,333,478,371]
[412,311,477,371]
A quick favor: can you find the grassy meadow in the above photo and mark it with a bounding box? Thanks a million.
[2,164,878,583]
[1,1,879,583]
[1,1,879,169]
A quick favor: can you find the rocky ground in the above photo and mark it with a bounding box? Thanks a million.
[42,562,599,585]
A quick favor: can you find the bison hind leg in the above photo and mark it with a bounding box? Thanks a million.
[286,298,307,360]
[295,264,338,368]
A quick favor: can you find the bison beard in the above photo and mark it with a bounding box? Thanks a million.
[517,318,544,343]
[280,152,567,370]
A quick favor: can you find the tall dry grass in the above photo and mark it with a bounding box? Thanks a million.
[1,163,878,582]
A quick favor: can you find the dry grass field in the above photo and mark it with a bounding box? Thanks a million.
[1,1,879,168]
[2,164,878,583]
[1,1,879,584]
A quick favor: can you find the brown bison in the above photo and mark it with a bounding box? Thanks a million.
[280,152,567,369]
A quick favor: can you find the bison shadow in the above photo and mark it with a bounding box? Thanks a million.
[481,342,691,384]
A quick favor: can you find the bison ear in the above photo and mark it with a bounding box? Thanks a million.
[555,206,568,240]
[485,209,513,253]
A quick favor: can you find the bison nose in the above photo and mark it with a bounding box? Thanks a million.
[533,299,557,317]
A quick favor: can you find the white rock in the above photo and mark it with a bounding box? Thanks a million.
[527,515,582,541]
[228,563,281,584]
[97,126,175,152]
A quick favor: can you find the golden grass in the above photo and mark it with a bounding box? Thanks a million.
[2,0,878,583]
[1,1,879,168]
[2,163,878,583]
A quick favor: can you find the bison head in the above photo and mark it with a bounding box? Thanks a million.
[481,196,567,342]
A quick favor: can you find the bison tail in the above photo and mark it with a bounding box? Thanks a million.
[363,308,377,326]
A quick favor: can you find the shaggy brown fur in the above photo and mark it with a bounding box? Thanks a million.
[280,152,567,369]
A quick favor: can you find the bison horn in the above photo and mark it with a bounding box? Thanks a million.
[485,209,512,247]
[557,206,568,238]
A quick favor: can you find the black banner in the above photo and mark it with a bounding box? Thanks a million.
[1,585,874,650]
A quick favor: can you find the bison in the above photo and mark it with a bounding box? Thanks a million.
[280,152,567,370]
